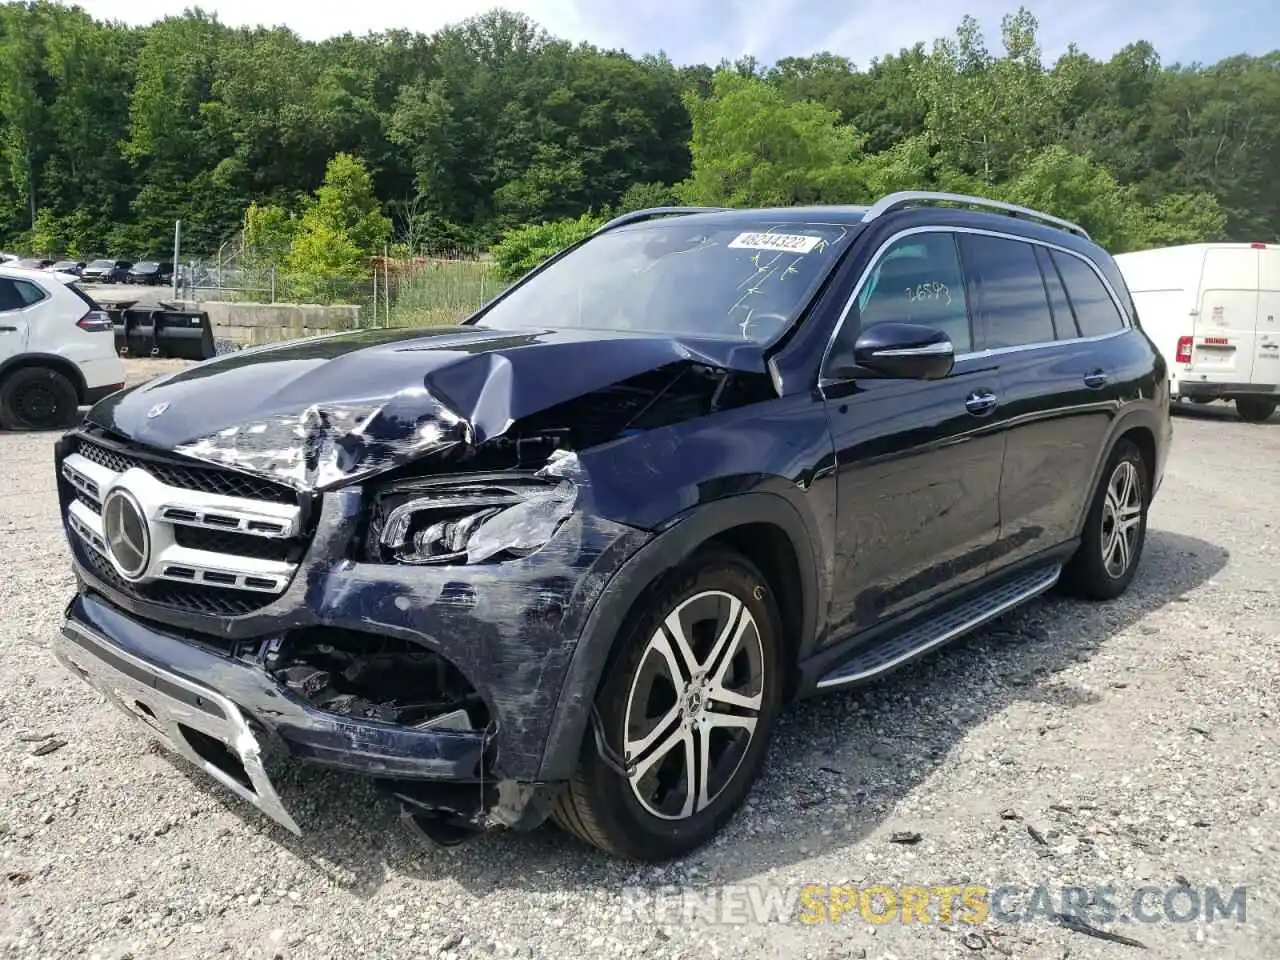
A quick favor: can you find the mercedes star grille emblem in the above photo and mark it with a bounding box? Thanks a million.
[102,488,150,580]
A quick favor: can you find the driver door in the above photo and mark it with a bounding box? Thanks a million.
[821,230,1006,637]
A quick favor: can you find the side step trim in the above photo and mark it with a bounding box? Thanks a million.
[816,564,1061,690]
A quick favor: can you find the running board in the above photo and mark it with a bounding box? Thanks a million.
[816,564,1062,690]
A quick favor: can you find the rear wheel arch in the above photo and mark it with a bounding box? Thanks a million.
[1074,413,1160,538]
[1120,424,1157,493]
[536,492,822,782]
[0,353,87,403]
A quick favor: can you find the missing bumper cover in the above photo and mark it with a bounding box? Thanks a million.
[53,619,302,834]
[264,627,492,731]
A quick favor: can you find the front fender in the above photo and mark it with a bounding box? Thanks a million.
[535,490,823,781]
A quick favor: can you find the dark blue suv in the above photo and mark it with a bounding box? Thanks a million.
[51,192,1170,860]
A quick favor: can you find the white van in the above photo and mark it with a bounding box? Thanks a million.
[1114,242,1280,422]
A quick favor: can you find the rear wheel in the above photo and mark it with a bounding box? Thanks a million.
[551,548,783,861]
[0,366,80,431]
[1060,439,1149,601]
[1236,397,1277,423]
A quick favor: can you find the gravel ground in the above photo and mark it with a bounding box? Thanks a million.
[2,376,1278,960]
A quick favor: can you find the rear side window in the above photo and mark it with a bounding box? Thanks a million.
[0,278,46,311]
[1050,251,1126,338]
[843,232,972,353]
[960,235,1054,349]
[1034,246,1079,339]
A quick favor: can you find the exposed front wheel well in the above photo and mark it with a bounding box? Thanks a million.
[706,523,805,701]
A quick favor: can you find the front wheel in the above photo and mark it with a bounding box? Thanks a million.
[551,548,783,860]
[1236,397,1277,423]
[1060,439,1149,601]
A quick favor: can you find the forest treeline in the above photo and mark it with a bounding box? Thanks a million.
[0,2,1275,266]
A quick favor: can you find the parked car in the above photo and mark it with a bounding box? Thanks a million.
[48,260,87,277]
[0,253,19,264]
[1115,242,1280,422]
[80,259,133,283]
[49,192,1170,861]
[0,264,124,430]
[17,258,55,271]
[125,260,174,286]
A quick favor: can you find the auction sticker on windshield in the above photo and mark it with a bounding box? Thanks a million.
[729,232,824,253]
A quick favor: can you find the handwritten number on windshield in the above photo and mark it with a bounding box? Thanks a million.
[906,282,952,305]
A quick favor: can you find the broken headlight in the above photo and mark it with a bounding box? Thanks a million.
[366,474,577,565]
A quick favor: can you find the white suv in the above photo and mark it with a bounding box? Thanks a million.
[0,265,125,430]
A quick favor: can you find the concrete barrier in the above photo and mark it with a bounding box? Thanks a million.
[198,301,362,345]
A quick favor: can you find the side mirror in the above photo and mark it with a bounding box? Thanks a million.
[829,321,955,381]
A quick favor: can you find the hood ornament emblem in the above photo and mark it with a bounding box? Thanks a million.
[146,402,170,419]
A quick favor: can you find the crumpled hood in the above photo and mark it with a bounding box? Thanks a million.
[86,324,768,492]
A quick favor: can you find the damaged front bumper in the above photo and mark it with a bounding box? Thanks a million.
[55,476,653,843]
[59,593,500,837]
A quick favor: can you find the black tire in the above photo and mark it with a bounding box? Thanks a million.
[1236,397,1277,423]
[1059,438,1149,601]
[551,547,784,861]
[0,366,81,431]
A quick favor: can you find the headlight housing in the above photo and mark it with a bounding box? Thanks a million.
[366,473,577,565]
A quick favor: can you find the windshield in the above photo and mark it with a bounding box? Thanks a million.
[134,262,158,270]
[88,260,113,269]
[475,218,855,343]
[52,261,78,269]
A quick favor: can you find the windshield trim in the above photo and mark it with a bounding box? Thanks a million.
[464,216,862,349]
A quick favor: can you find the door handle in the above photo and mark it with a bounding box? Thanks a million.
[1083,370,1109,389]
[0,325,17,332]
[964,390,998,416]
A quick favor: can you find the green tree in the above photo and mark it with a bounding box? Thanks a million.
[677,71,866,206]
[490,212,604,280]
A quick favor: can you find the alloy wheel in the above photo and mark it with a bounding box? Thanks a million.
[622,589,765,820]
[1100,460,1142,578]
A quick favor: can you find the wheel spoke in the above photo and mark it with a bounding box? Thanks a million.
[1114,525,1131,572]
[625,703,681,760]
[678,728,698,818]
[694,723,714,813]
[1121,464,1137,506]
[660,611,701,681]
[708,681,762,711]
[703,709,758,735]
[702,596,744,678]
[649,629,692,698]
[629,721,687,784]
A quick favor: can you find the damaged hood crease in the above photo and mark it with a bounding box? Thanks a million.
[86,325,770,491]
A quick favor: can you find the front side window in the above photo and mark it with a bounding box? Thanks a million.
[833,232,972,358]
[472,219,855,344]
[961,234,1055,349]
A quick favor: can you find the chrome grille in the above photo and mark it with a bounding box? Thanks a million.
[62,437,309,617]
[72,437,296,504]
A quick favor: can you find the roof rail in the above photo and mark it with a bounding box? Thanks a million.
[861,191,1091,240]
[593,206,729,234]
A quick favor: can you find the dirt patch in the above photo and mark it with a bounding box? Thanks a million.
[122,357,194,386]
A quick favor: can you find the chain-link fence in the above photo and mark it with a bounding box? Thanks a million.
[179,244,508,329]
